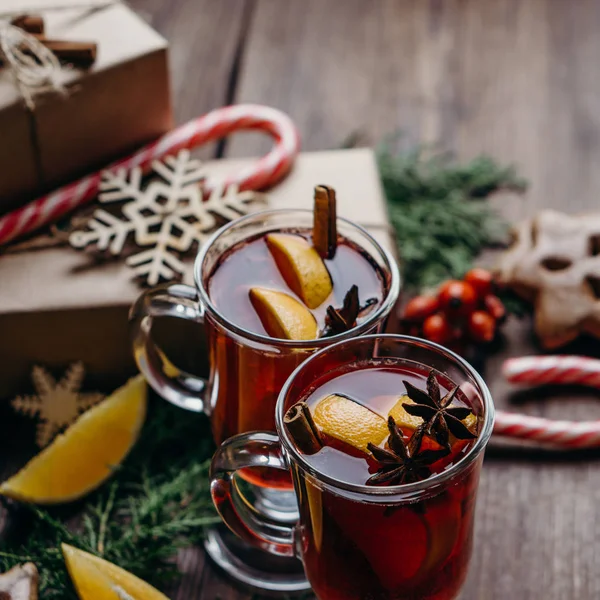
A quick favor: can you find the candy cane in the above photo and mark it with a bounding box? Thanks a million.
[0,104,300,246]
[495,355,600,448]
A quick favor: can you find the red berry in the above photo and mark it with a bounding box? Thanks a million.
[437,280,478,316]
[467,310,496,343]
[422,314,453,345]
[464,268,494,299]
[403,295,440,322]
[484,294,506,323]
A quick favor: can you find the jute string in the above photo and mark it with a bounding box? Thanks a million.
[0,2,115,109]
[0,21,65,109]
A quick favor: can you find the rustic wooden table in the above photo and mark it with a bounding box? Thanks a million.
[129,1,600,598]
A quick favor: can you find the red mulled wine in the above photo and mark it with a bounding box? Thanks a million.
[206,228,386,488]
[287,361,480,599]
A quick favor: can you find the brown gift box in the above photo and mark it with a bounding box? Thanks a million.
[0,148,398,399]
[0,0,173,213]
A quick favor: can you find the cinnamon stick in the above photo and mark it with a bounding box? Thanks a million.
[38,40,97,68]
[284,402,323,454]
[313,184,337,259]
[11,14,45,35]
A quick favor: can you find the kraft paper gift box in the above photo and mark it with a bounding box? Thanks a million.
[0,0,173,213]
[0,148,398,399]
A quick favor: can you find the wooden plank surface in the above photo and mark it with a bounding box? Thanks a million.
[129,1,600,598]
[131,0,252,159]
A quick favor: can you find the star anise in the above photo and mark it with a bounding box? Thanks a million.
[402,371,477,450]
[366,417,449,486]
[322,285,378,337]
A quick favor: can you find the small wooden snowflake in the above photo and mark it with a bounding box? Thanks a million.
[69,149,268,286]
[11,363,104,448]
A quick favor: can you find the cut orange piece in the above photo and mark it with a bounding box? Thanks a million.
[0,376,147,504]
[330,500,428,590]
[62,544,168,600]
[305,477,323,552]
[389,395,478,438]
[249,287,318,340]
[312,394,388,452]
[418,497,462,579]
[388,395,426,432]
[461,411,478,434]
[265,233,333,309]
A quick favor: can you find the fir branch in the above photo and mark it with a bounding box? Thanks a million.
[377,142,527,292]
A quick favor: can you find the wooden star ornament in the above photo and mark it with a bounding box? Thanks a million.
[11,363,104,448]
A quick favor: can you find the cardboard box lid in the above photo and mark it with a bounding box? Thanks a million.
[0,148,395,314]
[0,1,167,109]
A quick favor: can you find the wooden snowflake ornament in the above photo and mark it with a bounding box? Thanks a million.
[69,150,268,285]
[11,363,104,448]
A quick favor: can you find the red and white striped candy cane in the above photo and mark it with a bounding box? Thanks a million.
[495,355,600,448]
[0,104,300,246]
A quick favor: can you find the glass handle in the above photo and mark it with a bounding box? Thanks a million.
[210,432,297,558]
[129,283,207,413]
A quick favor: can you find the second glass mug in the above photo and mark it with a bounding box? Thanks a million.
[129,208,401,589]
[210,335,495,600]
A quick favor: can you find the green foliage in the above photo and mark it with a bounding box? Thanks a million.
[0,397,219,598]
[377,142,527,291]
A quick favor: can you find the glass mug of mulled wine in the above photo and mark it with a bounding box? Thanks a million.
[130,198,400,591]
[210,334,495,600]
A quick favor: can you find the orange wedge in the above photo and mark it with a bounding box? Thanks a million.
[0,376,147,504]
[390,395,478,438]
[460,411,478,434]
[62,544,168,600]
[249,287,318,340]
[265,233,332,309]
[305,477,324,552]
[418,498,462,579]
[312,394,388,452]
[389,395,427,432]
[330,500,428,589]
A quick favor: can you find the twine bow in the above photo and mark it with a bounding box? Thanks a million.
[0,19,65,109]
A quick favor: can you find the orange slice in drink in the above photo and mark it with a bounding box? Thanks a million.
[389,395,426,432]
[328,498,428,590]
[368,506,429,589]
[312,394,388,452]
[249,287,318,340]
[390,395,477,438]
[459,411,477,434]
[265,233,333,309]
[418,495,462,580]
[305,476,324,552]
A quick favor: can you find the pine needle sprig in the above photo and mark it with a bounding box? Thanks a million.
[377,142,527,291]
